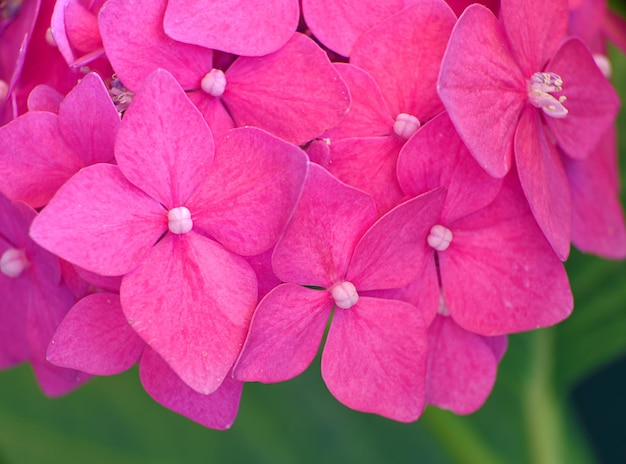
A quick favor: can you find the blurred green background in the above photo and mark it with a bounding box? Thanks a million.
[1,15,626,464]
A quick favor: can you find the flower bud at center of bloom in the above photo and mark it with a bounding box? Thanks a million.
[393,113,421,139]
[427,224,453,251]
[437,293,450,317]
[528,72,568,118]
[331,281,359,309]
[168,206,193,234]
[0,79,8,101]
[1,248,29,278]
[201,68,227,97]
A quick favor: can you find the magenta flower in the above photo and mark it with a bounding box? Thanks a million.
[30,69,308,395]
[437,0,620,260]
[235,165,445,421]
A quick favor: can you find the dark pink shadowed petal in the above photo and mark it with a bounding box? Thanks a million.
[98,0,214,90]
[30,359,90,397]
[47,293,144,375]
[564,130,626,259]
[500,0,568,75]
[234,284,333,383]
[426,315,498,414]
[58,72,119,166]
[604,10,626,54]
[322,296,427,422]
[351,1,456,121]
[397,112,503,223]
[30,164,167,276]
[347,188,446,291]
[27,85,64,112]
[140,348,243,430]
[73,266,122,293]
[441,175,573,335]
[327,136,405,215]
[323,63,395,140]
[302,0,404,57]
[189,127,308,256]
[272,164,377,287]
[186,90,235,140]
[121,232,257,395]
[545,38,620,161]
[115,69,215,209]
[163,0,299,56]
[63,1,102,54]
[438,4,527,178]
[245,248,281,300]
[223,33,350,146]
[515,106,571,260]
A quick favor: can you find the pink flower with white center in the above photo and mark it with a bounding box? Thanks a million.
[438,0,620,260]
[30,69,309,395]
[235,165,446,422]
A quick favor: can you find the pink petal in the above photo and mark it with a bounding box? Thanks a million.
[545,38,620,160]
[98,0,214,90]
[322,297,427,422]
[397,112,503,223]
[302,0,404,57]
[73,265,122,293]
[223,33,350,146]
[500,0,568,75]
[426,315,498,414]
[189,127,308,256]
[30,164,167,276]
[140,347,242,430]
[27,85,63,113]
[441,175,574,335]
[234,284,333,383]
[245,248,281,300]
[438,4,527,178]
[351,1,456,120]
[121,232,257,394]
[47,293,144,375]
[272,164,377,287]
[163,0,299,56]
[115,69,215,209]
[64,1,102,54]
[30,360,91,397]
[186,91,235,140]
[515,106,572,260]
[0,112,83,207]
[347,188,446,291]
[58,72,119,166]
[327,136,405,215]
[603,10,626,54]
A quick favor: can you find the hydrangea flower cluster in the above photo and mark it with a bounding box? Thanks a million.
[1,0,625,428]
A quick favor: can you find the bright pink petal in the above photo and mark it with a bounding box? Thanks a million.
[0,112,82,207]
[347,188,446,291]
[438,5,527,178]
[223,33,350,145]
[27,85,63,112]
[98,0,214,90]
[426,315,498,414]
[441,175,574,335]
[140,347,242,430]
[186,91,235,140]
[515,106,571,260]
[302,0,404,57]
[189,127,308,256]
[163,0,299,56]
[115,69,215,208]
[351,1,456,120]
[500,0,568,75]
[121,232,257,394]
[58,72,119,165]
[47,293,144,375]
[272,164,377,287]
[327,136,405,215]
[564,130,626,259]
[322,297,427,422]
[545,38,620,160]
[234,284,332,383]
[64,1,102,54]
[30,164,167,276]
[603,10,626,54]
[397,112,503,223]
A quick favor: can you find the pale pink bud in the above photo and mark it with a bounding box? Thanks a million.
[201,68,227,97]
[1,248,29,278]
[593,54,612,79]
[0,80,8,101]
[393,113,421,139]
[331,281,359,309]
[168,206,193,234]
[427,224,453,252]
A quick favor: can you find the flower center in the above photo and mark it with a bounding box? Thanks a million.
[109,74,135,116]
[168,206,193,234]
[201,68,227,97]
[330,281,359,309]
[528,72,568,119]
[427,224,453,251]
[393,113,421,139]
[0,248,29,278]
[437,293,450,317]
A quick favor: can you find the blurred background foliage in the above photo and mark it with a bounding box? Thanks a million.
[1,15,626,464]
